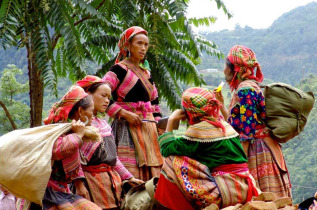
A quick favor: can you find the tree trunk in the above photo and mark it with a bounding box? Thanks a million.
[27,35,44,127]
[0,100,17,130]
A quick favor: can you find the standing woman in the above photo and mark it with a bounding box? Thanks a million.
[102,26,163,180]
[215,45,292,198]
[75,75,143,209]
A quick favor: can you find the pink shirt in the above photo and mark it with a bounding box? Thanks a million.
[0,191,16,210]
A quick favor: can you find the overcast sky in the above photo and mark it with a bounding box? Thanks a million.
[187,0,317,32]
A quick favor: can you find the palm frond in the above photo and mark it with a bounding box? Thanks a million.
[0,0,22,48]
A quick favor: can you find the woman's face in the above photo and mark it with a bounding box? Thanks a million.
[79,101,94,126]
[90,84,111,114]
[224,64,234,85]
[127,34,149,61]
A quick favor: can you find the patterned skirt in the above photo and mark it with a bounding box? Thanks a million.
[81,164,122,209]
[245,137,292,198]
[111,114,162,181]
[155,156,259,209]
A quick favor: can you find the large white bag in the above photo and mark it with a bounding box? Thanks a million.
[0,123,72,205]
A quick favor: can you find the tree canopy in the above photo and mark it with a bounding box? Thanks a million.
[0,0,232,126]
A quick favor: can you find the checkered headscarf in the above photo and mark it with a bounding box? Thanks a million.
[228,45,264,90]
[182,87,225,133]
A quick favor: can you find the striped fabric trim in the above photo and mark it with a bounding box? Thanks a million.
[117,64,139,99]
[183,121,239,143]
[80,141,101,162]
[113,157,133,180]
[119,60,154,100]
[52,134,82,160]
[103,71,120,91]
[107,103,122,118]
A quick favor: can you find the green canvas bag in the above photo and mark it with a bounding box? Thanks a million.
[263,82,315,143]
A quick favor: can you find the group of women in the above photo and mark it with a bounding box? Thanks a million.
[20,26,291,210]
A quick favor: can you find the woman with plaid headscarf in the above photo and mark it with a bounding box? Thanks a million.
[102,26,163,181]
[215,45,292,198]
[18,86,101,210]
[154,87,260,209]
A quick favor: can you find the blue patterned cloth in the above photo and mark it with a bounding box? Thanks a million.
[229,88,266,141]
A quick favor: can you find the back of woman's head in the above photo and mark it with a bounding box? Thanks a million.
[68,95,93,118]
[181,87,225,132]
[227,45,264,90]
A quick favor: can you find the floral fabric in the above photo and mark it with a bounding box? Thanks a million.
[229,88,266,141]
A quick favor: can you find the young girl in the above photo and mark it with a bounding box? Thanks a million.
[154,87,260,209]
[75,75,143,209]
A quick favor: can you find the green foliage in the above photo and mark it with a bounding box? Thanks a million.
[0,0,230,113]
[0,64,29,134]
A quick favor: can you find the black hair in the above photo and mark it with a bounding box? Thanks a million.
[68,95,93,118]
[226,57,235,73]
[86,82,105,94]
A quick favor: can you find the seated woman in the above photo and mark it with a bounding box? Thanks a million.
[19,86,101,210]
[75,75,143,209]
[154,87,260,210]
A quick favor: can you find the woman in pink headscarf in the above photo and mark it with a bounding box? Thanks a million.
[215,45,292,198]
[102,26,163,181]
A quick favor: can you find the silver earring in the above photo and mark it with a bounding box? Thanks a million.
[80,116,89,125]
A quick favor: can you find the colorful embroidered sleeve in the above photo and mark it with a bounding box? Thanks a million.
[52,133,85,180]
[229,88,266,140]
[113,157,133,180]
[158,132,198,157]
[103,65,124,117]
[52,133,83,160]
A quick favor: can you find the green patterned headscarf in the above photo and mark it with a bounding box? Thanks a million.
[182,87,225,133]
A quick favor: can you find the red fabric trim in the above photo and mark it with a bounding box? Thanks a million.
[155,174,194,210]
[82,163,112,173]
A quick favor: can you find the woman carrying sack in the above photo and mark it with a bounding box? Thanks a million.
[103,26,163,181]
[75,75,143,209]
[155,87,260,209]
[215,45,292,198]
[19,86,101,210]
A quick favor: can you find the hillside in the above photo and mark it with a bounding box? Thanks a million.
[200,2,317,85]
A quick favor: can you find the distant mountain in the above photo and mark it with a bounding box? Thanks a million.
[200,2,317,85]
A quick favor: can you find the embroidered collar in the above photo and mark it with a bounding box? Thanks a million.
[183,120,238,143]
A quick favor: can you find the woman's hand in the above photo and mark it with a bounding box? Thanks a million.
[213,89,225,105]
[118,109,142,126]
[128,177,144,185]
[213,89,229,121]
[71,119,86,139]
[74,179,90,200]
[166,109,186,133]
[169,109,187,122]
